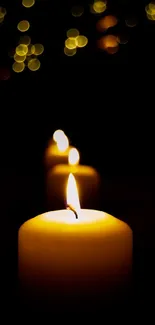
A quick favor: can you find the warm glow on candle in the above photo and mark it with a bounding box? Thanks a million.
[67,173,80,212]
[68,148,80,165]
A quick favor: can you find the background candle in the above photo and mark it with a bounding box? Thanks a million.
[44,129,71,169]
[19,174,132,314]
[46,148,101,210]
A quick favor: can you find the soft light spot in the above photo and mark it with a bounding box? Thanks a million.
[12,62,25,73]
[0,17,4,23]
[0,7,6,18]
[14,53,26,63]
[125,17,138,27]
[16,44,28,56]
[97,15,118,32]
[67,28,79,38]
[28,58,41,71]
[53,130,65,143]
[65,38,77,50]
[117,34,129,45]
[31,43,44,55]
[69,148,80,166]
[93,1,107,14]
[71,5,84,17]
[17,20,30,32]
[19,35,31,46]
[75,35,88,48]
[22,0,35,8]
[64,47,77,56]
[27,44,35,56]
[98,35,118,50]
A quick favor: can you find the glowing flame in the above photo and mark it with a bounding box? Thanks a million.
[53,130,69,152]
[68,148,80,165]
[67,173,80,212]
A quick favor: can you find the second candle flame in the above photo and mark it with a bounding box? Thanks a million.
[67,173,81,213]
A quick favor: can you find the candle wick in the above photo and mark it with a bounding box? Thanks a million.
[67,204,78,219]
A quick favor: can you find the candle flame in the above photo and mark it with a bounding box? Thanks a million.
[53,130,69,152]
[67,173,80,212]
[68,148,80,165]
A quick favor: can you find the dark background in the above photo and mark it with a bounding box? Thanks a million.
[0,0,154,318]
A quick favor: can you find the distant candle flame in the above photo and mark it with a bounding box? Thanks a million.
[53,130,69,152]
[67,173,80,212]
[68,148,80,165]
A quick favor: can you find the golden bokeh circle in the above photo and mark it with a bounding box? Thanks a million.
[71,5,84,17]
[64,47,77,56]
[17,20,30,32]
[19,35,31,46]
[27,44,35,56]
[31,43,44,55]
[98,35,118,50]
[28,58,41,71]
[14,53,26,63]
[16,44,28,56]
[65,38,77,50]
[67,28,79,38]
[75,35,88,48]
[22,0,35,8]
[93,1,106,14]
[12,62,25,73]
[0,7,6,19]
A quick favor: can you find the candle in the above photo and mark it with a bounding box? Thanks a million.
[19,174,132,314]
[46,148,101,210]
[44,129,71,169]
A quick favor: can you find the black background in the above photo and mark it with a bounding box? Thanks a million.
[0,0,154,318]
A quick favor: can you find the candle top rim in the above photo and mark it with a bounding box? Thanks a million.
[51,164,98,176]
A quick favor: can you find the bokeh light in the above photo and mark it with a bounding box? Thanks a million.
[97,15,118,32]
[16,44,28,56]
[0,7,6,19]
[0,17,4,23]
[12,62,25,73]
[22,0,35,8]
[125,17,138,27]
[98,35,119,54]
[17,20,30,32]
[53,130,65,143]
[117,34,129,45]
[19,35,31,45]
[57,134,69,152]
[14,53,26,63]
[69,148,80,166]
[65,38,77,49]
[28,58,41,71]
[31,44,44,55]
[145,2,155,20]
[93,1,107,14]
[67,28,79,38]
[71,5,84,17]
[64,47,77,56]
[75,35,88,48]
[27,44,35,56]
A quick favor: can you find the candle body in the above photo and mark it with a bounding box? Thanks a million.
[46,164,100,210]
[19,210,132,313]
[44,142,71,169]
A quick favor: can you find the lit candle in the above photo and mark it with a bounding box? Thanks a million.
[44,129,71,169]
[46,148,100,210]
[19,174,132,314]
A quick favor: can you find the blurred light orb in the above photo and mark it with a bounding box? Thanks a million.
[69,148,80,165]
[93,1,107,14]
[65,38,77,49]
[27,44,35,56]
[106,46,119,54]
[125,17,138,27]
[98,35,119,54]
[67,28,79,38]
[12,62,25,73]
[17,20,30,32]
[22,0,35,8]
[28,58,41,71]
[64,47,77,56]
[149,2,155,11]
[57,135,69,152]
[97,15,118,32]
[16,44,28,56]
[31,44,44,55]
[14,53,26,63]
[71,5,84,17]
[0,7,6,18]
[19,35,31,45]
[0,17,4,23]
[53,130,65,143]
[117,34,129,45]
[75,35,88,47]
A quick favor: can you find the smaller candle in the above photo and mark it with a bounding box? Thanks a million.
[46,148,100,210]
[44,130,71,169]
